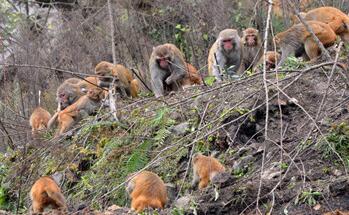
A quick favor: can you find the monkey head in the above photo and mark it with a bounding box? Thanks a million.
[95,61,120,87]
[58,92,70,109]
[243,28,260,47]
[153,45,173,70]
[338,22,349,42]
[218,29,239,52]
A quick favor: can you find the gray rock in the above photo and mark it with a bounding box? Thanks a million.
[174,195,192,210]
[171,122,190,135]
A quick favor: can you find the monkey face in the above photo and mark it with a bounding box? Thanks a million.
[221,38,234,51]
[58,93,70,109]
[266,61,275,70]
[156,57,170,70]
[245,35,257,46]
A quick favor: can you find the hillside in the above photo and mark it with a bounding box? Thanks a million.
[0,0,349,215]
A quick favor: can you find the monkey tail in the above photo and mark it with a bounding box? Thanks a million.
[46,189,67,209]
[47,112,59,130]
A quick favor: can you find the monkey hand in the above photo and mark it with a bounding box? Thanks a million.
[165,76,173,85]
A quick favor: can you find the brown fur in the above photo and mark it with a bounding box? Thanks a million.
[323,210,349,215]
[241,28,263,72]
[258,51,281,70]
[181,63,203,87]
[126,171,167,213]
[191,153,226,189]
[29,107,52,135]
[78,76,98,92]
[303,6,349,42]
[55,78,84,111]
[274,21,337,67]
[55,87,105,136]
[95,61,139,98]
[30,176,67,214]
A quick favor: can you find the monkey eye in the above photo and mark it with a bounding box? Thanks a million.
[59,93,65,98]
[222,39,232,43]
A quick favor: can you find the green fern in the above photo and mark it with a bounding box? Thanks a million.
[150,108,175,145]
[123,141,152,173]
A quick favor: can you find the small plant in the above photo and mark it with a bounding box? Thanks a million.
[280,162,288,170]
[233,167,247,178]
[295,188,321,206]
[321,122,349,167]
[204,76,216,86]
[175,24,190,59]
[171,207,185,215]
[280,56,306,70]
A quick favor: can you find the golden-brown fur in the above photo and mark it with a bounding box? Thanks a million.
[29,107,52,135]
[191,153,226,189]
[54,87,105,136]
[274,21,337,67]
[126,171,167,213]
[30,176,67,214]
[303,6,349,42]
[95,61,139,98]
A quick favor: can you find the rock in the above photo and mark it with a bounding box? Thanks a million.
[329,178,349,197]
[233,155,254,170]
[211,172,234,188]
[261,162,283,180]
[175,195,192,210]
[170,122,190,135]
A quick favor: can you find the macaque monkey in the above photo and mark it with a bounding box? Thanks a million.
[274,21,337,67]
[126,171,167,213]
[29,107,52,135]
[208,29,243,81]
[258,51,281,70]
[303,7,349,42]
[241,28,263,72]
[181,63,203,87]
[191,153,226,189]
[55,78,84,112]
[48,77,99,129]
[53,87,105,136]
[30,176,67,214]
[149,43,189,97]
[95,61,139,98]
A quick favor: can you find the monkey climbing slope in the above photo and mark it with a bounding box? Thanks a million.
[1,65,349,215]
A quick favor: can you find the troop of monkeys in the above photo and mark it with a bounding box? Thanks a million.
[30,153,225,213]
[27,6,349,214]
